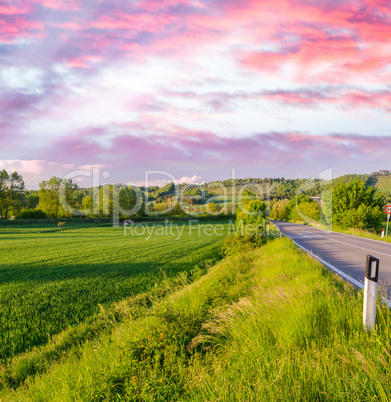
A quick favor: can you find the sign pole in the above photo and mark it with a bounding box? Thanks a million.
[385,205,391,237]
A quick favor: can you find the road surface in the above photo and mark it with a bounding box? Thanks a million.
[272,221,391,294]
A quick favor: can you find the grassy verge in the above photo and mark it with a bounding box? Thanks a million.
[2,237,391,401]
[330,225,391,244]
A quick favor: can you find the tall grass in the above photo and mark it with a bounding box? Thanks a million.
[333,225,391,243]
[304,220,391,244]
[186,240,391,401]
[2,237,391,401]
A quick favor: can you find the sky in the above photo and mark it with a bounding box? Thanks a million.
[1,0,391,189]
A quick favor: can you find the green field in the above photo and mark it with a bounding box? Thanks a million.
[3,237,391,400]
[0,221,230,361]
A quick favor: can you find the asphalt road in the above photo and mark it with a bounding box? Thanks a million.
[272,221,391,293]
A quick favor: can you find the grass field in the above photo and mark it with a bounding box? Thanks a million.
[3,237,391,401]
[0,221,230,361]
[374,176,391,197]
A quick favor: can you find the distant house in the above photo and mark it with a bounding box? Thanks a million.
[309,196,322,206]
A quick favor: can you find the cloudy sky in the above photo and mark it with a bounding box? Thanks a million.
[1,0,391,188]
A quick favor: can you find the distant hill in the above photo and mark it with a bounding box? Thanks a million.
[368,174,391,198]
[145,171,391,203]
[336,170,391,201]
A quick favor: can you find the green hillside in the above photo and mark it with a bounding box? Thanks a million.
[373,175,391,196]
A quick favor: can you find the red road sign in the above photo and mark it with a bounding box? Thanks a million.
[386,205,391,214]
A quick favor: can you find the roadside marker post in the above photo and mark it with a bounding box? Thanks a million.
[385,205,391,237]
[363,255,380,332]
[382,228,385,239]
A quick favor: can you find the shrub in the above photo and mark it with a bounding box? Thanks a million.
[15,209,47,219]
[323,180,385,230]
[221,234,267,256]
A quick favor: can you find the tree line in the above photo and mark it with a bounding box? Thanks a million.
[0,171,143,220]
[1,169,390,229]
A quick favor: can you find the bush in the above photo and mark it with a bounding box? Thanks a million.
[236,200,266,226]
[221,234,267,256]
[270,199,289,220]
[323,180,385,230]
[285,194,320,222]
[339,204,383,231]
[15,209,47,219]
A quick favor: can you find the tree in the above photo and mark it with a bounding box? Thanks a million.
[58,221,66,232]
[0,170,25,220]
[283,194,320,222]
[38,177,79,218]
[82,195,94,217]
[236,199,266,226]
[169,202,186,216]
[22,191,40,209]
[206,202,218,215]
[116,185,144,218]
[323,180,385,230]
[228,199,267,247]
[297,201,320,222]
[270,199,289,220]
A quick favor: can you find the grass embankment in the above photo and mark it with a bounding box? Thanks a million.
[331,225,391,243]
[2,238,391,400]
[0,221,229,360]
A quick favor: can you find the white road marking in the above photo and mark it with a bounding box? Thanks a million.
[289,221,391,247]
[277,222,391,258]
[310,233,391,258]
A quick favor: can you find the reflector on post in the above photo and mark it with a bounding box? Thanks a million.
[366,255,379,282]
[363,255,380,332]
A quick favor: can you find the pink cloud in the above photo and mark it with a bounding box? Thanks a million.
[137,0,194,12]
[91,12,179,32]
[229,1,391,83]
[66,55,102,69]
[0,15,44,43]
[2,0,390,84]
[261,87,391,112]
[38,0,81,11]
[166,86,391,113]
[0,4,30,15]
[2,0,391,181]
[35,124,391,181]
[0,159,47,175]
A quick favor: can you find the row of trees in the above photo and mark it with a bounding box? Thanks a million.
[0,170,25,220]
[0,169,388,229]
[270,195,321,222]
[0,171,143,220]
